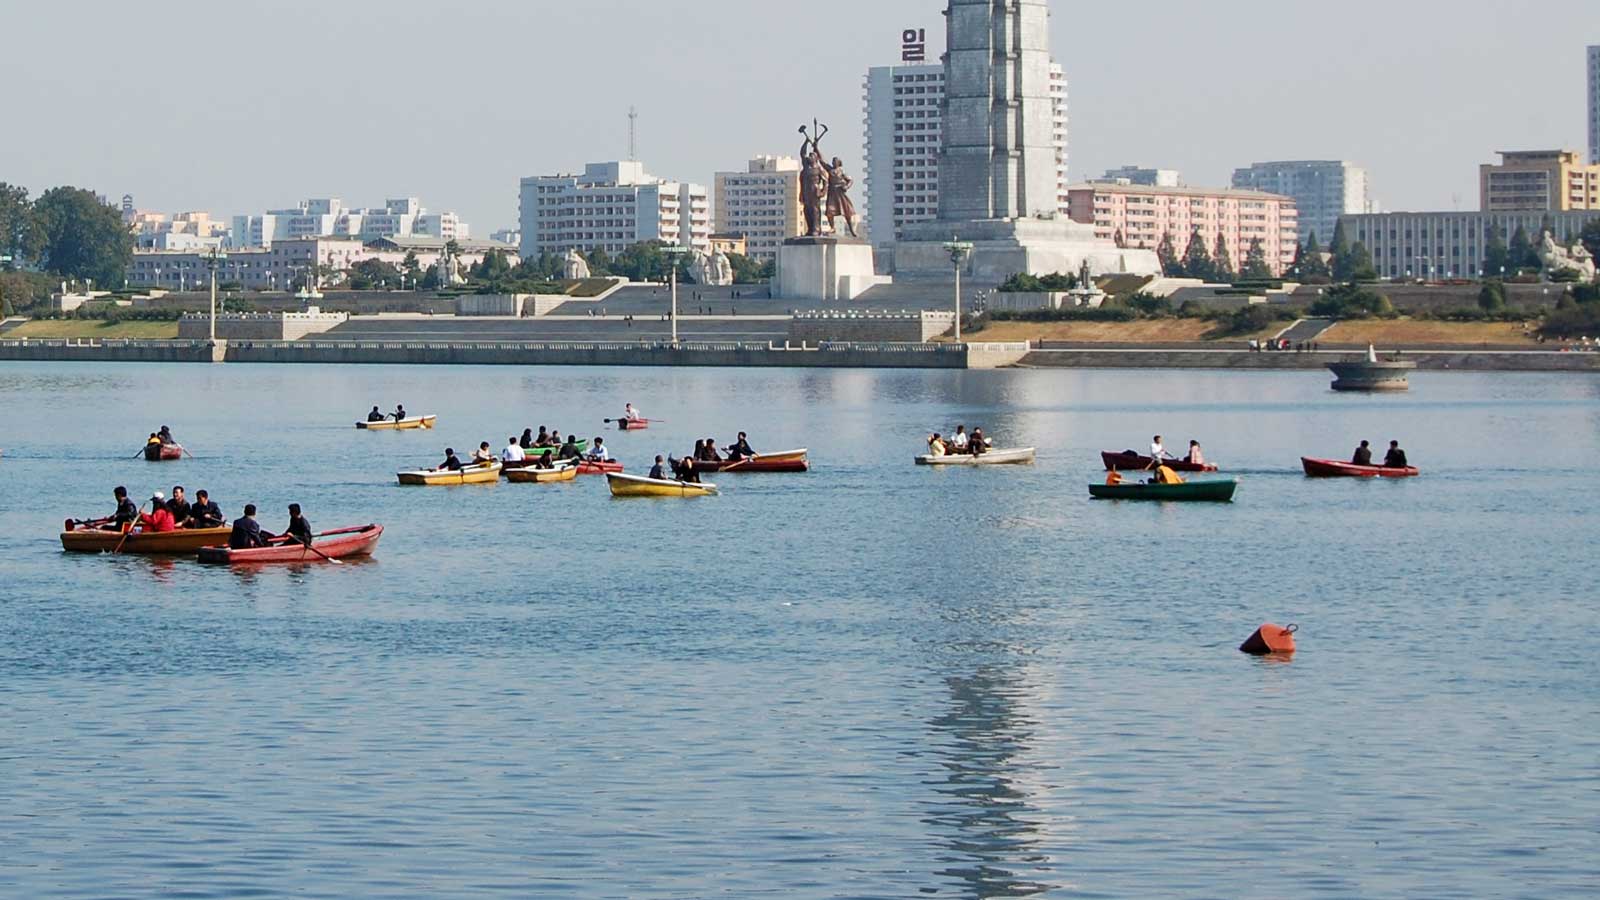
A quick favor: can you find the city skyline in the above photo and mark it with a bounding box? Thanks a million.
[0,0,1591,235]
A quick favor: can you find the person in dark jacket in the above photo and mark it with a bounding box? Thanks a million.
[557,435,582,461]
[367,406,385,422]
[534,449,557,470]
[188,490,224,528]
[439,448,464,471]
[648,455,667,480]
[724,432,755,461]
[520,428,535,449]
[229,504,269,549]
[1384,441,1409,469]
[157,425,176,445]
[283,503,313,546]
[107,486,139,531]
[167,486,192,526]
[1352,441,1373,466]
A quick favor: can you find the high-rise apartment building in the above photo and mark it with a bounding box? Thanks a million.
[1231,161,1368,245]
[517,161,710,260]
[1066,183,1299,276]
[230,197,468,248]
[862,61,1067,246]
[1480,150,1600,212]
[1589,46,1599,165]
[712,156,802,262]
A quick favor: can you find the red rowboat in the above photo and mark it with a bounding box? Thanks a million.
[1101,451,1217,473]
[197,524,384,564]
[576,460,625,475]
[693,452,810,473]
[618,419,650,431]
[144,443,183,462]
[1301,457,1419,478]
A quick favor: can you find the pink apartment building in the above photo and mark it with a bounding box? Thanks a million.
[1066,182,1299,276]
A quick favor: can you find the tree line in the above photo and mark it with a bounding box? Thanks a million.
[0,183,133,287]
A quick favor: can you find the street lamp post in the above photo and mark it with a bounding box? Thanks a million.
[662,245,690,345]
[942,238,974,342]
[205,247,228,342]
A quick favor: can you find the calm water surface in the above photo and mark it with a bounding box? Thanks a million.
[1,363,1597,898]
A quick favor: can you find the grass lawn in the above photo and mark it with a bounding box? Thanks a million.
[1320,319,1539,345]
[4,320,180,340]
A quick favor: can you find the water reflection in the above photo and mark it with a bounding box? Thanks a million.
[925,667,1054,898]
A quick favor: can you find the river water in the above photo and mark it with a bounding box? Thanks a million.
[1,362,1596,898]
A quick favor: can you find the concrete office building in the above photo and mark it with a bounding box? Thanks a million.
[1341,210,1600,280]
[1066,183,1299,275]
[1479,150,1600,212]
[713,156,802,262]
[1232,160,1369,245]
[1098,166,1182,188]
[518,161,710,260]
[231,198,469,248]
[862,59,1068,246]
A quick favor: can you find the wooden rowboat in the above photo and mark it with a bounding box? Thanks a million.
[1088,480,1238,502]
[397,462,502,485]
[197,525,384,565]
[1101,451,1218,473]
[694,449,809,473]
[61,525,232,554]
[617,419,651,431]
[606,472,718,498]
[357,415,437,431]
[1301,457,1420,478]
[915,447,1036,466]
[505,464,579,484]
[576,460,625,475]
[144,443,183,461]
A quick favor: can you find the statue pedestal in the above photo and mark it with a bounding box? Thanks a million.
[775,237,890,302]
[893,218,1160,282]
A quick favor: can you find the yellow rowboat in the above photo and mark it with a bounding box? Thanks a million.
[606,472,719,498]
[504,464,578,484]
[61,525,233,555]
[397,462,502,485]
[358,415,437,431]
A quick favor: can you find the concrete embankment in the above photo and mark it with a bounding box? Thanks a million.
[1018,349,1600,372]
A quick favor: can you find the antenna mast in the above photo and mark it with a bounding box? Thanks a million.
[628,106,638,161]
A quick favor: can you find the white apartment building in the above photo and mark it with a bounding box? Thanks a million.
[713,156,802,262]
[1589,46,1599,165]
[1098,166,1182,188]
[1232,161,1369,245]
[1341,210,1599,280]
[518,161,710,259]
[862,61,1068,246]
[230,197,469,248]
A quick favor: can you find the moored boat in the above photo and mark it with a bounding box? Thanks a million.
[197,525,384,565]
[695,449,809,473]
[606,472,719,498]
[396,462,502,485]
[1101,450,1218,473]
[1088,480,1238,502]
[916,447,1036,466]
[1301,457,1420,478]
[144,443,183,461]
[504,464,579,484]
[61,525,232,554]
[357,415,437,431]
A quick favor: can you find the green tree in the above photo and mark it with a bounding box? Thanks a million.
[1156,231,1181,277]
[31,186,132,285]
[1240,238,1272,280]
[1212,232,1236,283]
[727,253,773,284]
[419,263,441,290]
[401,250,421,282]
[1482,223,1511,278]
[471,250,512,282]
[1310,282,1393,319]
[1346,241,1377,281]
[1328,220,1353,280]
[1508,225,1536,273]
[585,247,613,276]
[1181,229,1214,281]
[1477,280,1507,312]
[1297,232,1330,280]
[0,182,42,267]
[348,258,402,290]
[1580,218,1600,263]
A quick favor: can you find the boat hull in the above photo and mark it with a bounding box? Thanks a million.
[61,525,232,554]
[618,419,650,431]
[1089,480,1239,502]
[606,473,718,497]
[504,465,578,483]
[576,460,625,475]
[397,463,502,485]
[357,416,437,431]
[197,525,383,564]
[916,447,1036,466]
[1301,457,1420,478]
[694,450,809,473]
[1101,451,1218,473]
[144,443,183,461]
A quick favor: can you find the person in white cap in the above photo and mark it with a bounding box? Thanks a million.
[138,491,177,533]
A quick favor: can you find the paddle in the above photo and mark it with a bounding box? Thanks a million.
[179,445,197,460]
[112,501,149,554]
[294,533,343,565]
[605,418,662,424]
[132,446,152,459]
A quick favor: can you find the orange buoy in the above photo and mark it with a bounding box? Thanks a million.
[1240,623,1298,656]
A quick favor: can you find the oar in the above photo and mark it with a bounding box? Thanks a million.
[112,501,150,554]
[132,446,152,459]
[296,533,343,565]
[605,418,664,424]
[180,446,197,460]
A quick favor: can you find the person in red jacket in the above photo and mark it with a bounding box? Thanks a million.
[139,492,177,533]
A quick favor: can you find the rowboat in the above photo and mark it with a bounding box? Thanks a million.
[197,525,384,565]
[504,464,579,484]
[501,442,590,469]
[1301,457,1420,478]
[61,525,232,554]
[357,415,437,431]
[606,472,719,498]
[916,447,1036,466]
[144,443,183,461]
[694,449,810,473]
[617,419,651,431]
[1089,480,1239,502]
[1101,451,1218,473]
[576,460,625,475]
[396,462,502,485]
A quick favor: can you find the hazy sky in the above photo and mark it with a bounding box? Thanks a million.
[1,0,1590,232]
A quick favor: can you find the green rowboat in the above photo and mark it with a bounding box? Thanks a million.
[1088,479,1238,503]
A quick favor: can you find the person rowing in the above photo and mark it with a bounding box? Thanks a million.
[534,448,557,470]
[671,454,702,484]
[145,432,162,448]
[1384,440,1409,469]
[557,434,582,462]
[158,426,176,446]
[587,437,611,463]
[138,492,176,533]
[438,448,464,472]
[1150,435,1173,462]
[471,442,495,465]
[282,503,313,547]
[1352,440,1374,466]
[928,433,948,457]
[502,437,526,464]
[228,504,269,549]
[392,404,408,423]
[968,427,990,457]
[367,406,385,423]
[1105,469,1124,486]
[648,455,668,480]
[104,486,140,531]
[724,432,756,461]
[187,489,223,529]
[623,403,643,425]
